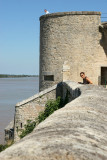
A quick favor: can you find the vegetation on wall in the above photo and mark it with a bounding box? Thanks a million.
[19,120,36,139]
[0,90,69,152]
[0,141,13,152]
[20,92,69,139]
[0,144,7,152]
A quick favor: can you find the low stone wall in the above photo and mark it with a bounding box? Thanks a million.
[14,85,57,142]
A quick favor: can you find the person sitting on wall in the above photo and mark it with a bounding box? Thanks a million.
[44,9,50,14]
[79,72,93,84]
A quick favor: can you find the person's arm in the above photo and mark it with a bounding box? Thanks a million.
[86,77,93,84]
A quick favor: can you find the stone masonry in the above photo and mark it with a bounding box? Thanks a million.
[14,85,57,142]
[39,11,107,91]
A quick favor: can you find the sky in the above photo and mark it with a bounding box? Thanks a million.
[0,0,107,75]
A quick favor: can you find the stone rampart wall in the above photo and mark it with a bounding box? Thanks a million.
[14,85,57,142]
[0,82,107,160]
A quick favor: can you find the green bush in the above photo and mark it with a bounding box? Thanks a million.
[37,111,45,123]
[20,120,36,139]
[0,142,13,152]
[0,144,5,152]
[20,94,69,138]
[35,96,66,125]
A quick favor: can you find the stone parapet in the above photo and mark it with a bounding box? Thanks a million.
[40,11,101,20]
[0,82,107,160]
[16,85,57,107]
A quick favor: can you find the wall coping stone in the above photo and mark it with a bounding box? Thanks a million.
[16,84,57,107]
[40,11,101,20]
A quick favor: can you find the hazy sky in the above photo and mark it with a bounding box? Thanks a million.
[0,0,107,75]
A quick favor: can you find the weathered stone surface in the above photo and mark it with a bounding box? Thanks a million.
[100,22,107,55]
[0,82,107,160]
[14,85,57,142]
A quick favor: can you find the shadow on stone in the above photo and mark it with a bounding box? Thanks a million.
[99,23,107,56]
[56,81,81,102]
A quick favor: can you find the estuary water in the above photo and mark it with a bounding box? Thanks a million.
[0,77,39,144]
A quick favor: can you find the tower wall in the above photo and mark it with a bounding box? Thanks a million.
[39,11,107,91]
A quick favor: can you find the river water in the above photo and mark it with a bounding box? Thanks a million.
[0,77,39,144]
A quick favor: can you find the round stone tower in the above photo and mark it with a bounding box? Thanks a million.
[39,11,106,91]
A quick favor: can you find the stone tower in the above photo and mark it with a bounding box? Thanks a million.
[39,11,107,91]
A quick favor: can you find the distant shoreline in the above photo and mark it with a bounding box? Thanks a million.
[0,74,39,78]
